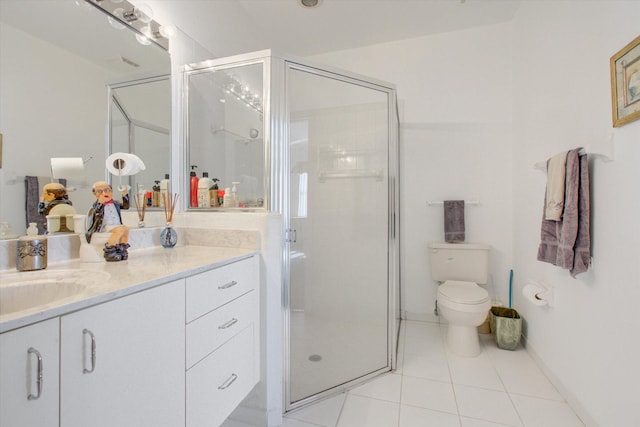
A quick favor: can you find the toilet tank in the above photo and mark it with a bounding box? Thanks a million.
[428,242,491,284]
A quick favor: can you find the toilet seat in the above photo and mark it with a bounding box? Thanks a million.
[438,280,490,313]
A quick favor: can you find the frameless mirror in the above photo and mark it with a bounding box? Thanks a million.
[0,0,170,234]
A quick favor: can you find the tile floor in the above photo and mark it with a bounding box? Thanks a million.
[281,320,585,427]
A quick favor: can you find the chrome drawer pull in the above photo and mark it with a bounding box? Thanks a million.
[218,373,238,390]
[82,329,96,374]
[218,280,238,290]
[218,318,239,330]
[27,347,43,400]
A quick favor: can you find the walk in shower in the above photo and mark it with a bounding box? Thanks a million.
[183,51,399,412]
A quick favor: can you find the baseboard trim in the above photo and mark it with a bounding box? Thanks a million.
[522,335,597,427]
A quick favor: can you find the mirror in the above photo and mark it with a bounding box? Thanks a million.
[0,0,170,235]
[109,76,171,207]
[186,61,265,209]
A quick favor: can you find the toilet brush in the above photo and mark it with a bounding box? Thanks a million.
[508,269,514,308]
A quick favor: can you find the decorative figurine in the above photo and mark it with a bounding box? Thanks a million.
[85,181,130,262]
[38,182,75,232]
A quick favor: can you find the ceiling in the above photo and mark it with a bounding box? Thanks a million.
[147,0,522,58]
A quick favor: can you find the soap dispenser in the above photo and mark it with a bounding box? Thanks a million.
[189,166,199,208]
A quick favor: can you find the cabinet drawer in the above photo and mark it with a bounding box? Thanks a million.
[186,256,258,323]
[186,324,257,427]
[186,289,257,369]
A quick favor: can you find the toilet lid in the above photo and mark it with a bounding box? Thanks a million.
[439,280,489,304]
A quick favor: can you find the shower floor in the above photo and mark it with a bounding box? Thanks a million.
[289,310,389,404]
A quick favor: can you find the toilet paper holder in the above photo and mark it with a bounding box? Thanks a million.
[523,281,554,307]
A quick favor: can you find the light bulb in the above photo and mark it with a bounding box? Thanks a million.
[158,25,176,38]
[135,26,152,46]
[108,7,126,30]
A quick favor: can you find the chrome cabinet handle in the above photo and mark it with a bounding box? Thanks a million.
[27,347,43,400]
[218,280,238,290]
[218,318,238,330]
[82,329,96,374]
[218,373,238,390]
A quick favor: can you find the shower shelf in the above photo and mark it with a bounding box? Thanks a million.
[318,169,384,182]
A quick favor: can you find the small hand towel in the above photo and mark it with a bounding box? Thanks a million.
[544,151,568,221]
[444,200,465,243]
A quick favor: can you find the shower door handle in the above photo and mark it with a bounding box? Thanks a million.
[286,228,297,243]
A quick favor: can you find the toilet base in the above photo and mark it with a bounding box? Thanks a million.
[446,324,482,357]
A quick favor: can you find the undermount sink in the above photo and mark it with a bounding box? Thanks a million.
[0,270,110,316]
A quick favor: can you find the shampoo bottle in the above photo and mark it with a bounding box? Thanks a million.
[160,174,170,208]
[210,178,220,207]
[189,166,199,208]
[197,172,213,208]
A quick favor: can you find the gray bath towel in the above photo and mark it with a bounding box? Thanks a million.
[537,148,590,277]
[444,200,465,243]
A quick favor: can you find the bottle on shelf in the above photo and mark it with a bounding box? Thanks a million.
[231,181,240,208]
[223,187,233,208]
[189,166,199,208]
[152,180,161,207]
[197,172,214,208]
[160,174,170,208]
[210,178,220,207]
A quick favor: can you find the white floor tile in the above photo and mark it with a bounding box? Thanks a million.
[454,384,523,427]
[460,417,516,427]
[289,320,582,427]
[486,346,563,401]
[349,373,402,403]
[336,395,400,427]
[401,376,458,414]
[510,394,585,427]
[286,393,346,427]
[402,350,451,383]
[447,351,504,391]
[281,418,326,427]
[399,405,461,427]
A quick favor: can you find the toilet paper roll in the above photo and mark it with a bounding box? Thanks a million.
[106,153,146,176]
[50,157,85,179]
[522,283,547,306]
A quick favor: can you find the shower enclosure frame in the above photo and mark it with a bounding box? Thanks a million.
[278,53,400,412]
[182,50,400,415]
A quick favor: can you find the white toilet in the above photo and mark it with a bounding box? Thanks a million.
[429,242,492,357]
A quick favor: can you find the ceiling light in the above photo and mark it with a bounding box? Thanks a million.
[299,0,321,8]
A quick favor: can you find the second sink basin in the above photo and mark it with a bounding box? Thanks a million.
[0,270,110,316]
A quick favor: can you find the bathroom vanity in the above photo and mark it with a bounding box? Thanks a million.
[0,241,260,427]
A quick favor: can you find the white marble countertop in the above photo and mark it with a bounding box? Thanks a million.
[0,245,258,333]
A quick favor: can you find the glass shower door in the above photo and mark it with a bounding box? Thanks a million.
[286,64,394,407]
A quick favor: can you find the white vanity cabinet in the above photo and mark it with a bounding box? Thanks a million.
[0,318,60,427]
[186,256,260,427]
[60,279,185,427]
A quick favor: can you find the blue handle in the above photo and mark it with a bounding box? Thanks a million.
[508,269,514,308]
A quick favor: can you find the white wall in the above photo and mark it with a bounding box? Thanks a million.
[511,2,640,425]
[312,23,515,321]
[315,2,640,425]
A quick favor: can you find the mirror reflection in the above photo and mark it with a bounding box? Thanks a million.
[110,76,171,207]
[187,62,265,209]
[0,0,170,235]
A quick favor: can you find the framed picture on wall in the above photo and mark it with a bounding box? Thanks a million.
[611,34,640,127]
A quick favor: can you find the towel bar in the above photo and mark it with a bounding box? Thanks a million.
[427,200,479,206]
[533,143,614,171]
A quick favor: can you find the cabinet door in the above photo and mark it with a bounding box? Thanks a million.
[0,318,59,427]
[60,280,185,427]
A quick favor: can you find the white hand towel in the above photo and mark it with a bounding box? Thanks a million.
[544,151,568,221]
